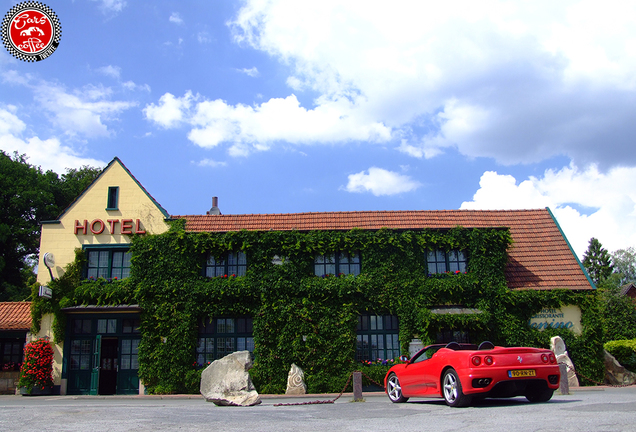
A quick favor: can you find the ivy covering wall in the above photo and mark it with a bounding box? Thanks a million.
[32,222,605,394]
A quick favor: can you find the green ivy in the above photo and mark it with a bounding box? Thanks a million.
[30,225,607,393]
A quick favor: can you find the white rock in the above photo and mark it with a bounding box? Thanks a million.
[200,351,261,406]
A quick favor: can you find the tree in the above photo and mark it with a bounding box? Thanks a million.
[611,247,636,286]
[0,151,100,301]
[582,237,613,286]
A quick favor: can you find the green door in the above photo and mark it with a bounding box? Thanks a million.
[89,335,102,395]
[117,338,140,394]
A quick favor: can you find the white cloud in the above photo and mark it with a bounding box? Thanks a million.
[197,32,212,44]
[0,107,106,173]
[2,71,137,138]
[169,12,184,25]
[195,159,227,168]
[96,65,121,79]
[225,0,636,168]
[145,92,391,156]
[34,83,137,138]
[91,0,126,13]
[143,91,197,129]
[343,167,422,196]
[238,67,260,77]
[461,165,636,258]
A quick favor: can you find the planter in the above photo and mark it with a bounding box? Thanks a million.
[20,386,54,396]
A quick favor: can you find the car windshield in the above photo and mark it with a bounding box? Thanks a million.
[411,345,444,363]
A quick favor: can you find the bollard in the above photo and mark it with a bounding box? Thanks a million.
[352,371,364,402]
[558,363,569,395]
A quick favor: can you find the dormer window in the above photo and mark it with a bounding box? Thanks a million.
[107,186,119,210]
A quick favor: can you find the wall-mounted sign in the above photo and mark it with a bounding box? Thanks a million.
[529,305,582,335]
[39,286,52,299]
[74,219,146,236]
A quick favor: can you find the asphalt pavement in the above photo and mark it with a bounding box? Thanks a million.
[1,387,635,432]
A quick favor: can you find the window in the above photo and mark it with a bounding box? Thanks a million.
[427,249,467,274]
[197,317,254,365]
[70,339,92,370]
[0,338,24,369]
[86,249,132,279]
[206,251,247,277]
[314,252,361,276]
[120,339,139,370]
[356,314,400,361]
[107,186,119,210]
[436,329,471,344]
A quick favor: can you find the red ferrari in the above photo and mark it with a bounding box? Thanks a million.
[384,341,560,407]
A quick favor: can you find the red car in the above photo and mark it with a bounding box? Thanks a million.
[384,341,560,407]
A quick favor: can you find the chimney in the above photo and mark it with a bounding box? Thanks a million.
[207,196,221,215]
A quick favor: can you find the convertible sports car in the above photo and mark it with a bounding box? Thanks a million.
[384,341,560,407]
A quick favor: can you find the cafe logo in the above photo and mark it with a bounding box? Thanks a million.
[2,2,61,62]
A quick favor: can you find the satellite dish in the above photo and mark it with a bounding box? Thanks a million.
[43,252,55,269]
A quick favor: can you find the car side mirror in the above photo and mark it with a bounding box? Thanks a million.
[400,355,409,362]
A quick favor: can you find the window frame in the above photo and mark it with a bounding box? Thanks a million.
[356,314,400,362]
[84,247,132,280]
[314,251,361,276]
[205,251,247,278]
[106,186,119,210]
[426,249,467,274]
[196,316,254,365]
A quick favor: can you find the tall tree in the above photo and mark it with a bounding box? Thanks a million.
[582,237,613,286]
[611,247,636,286]
[0,151,100,301]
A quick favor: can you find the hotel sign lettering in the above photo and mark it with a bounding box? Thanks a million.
[528,305,582,335]
[74,219,146,236]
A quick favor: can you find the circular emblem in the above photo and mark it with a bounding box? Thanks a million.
[2,2,61,62]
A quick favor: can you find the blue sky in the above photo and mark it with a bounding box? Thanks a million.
[2,0,636,259]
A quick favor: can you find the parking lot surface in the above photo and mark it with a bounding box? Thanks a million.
[1,387,636,432]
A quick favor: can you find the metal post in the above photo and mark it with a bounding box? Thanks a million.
[352,371,364,402]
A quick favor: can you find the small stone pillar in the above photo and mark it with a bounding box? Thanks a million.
[352,371,363,402]
[558,363,569,395]
[551,336,579,388]
[285,363,307,395]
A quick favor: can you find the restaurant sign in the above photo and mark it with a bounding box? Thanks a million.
[529,305,582,335]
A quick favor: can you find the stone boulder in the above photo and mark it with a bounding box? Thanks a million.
[200,351,261,406]
[550,336,579,387]
[604,350,636,386]
[285,363,307,395]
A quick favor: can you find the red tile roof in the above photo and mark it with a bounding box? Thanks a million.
[0,302,32,331]
[172,208,593,291]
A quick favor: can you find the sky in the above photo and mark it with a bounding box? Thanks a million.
[2,0,636,259]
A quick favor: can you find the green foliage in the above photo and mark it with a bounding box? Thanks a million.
[610,247,636,286]
[30,224,610,393]
[583,238,613,285]
[0,151,100,301]
[605,339,636,372]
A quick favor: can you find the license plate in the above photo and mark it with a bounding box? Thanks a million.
[509,369,536,378]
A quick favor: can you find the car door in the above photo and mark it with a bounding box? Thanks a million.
[400,346,442,396]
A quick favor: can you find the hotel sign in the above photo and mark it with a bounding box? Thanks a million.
[74,219,146,236]
[529,305,582,335]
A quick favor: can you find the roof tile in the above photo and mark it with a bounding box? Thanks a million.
[0,302,32,331]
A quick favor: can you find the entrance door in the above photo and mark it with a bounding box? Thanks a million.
[89,335,101,395]
[98,338,118,395]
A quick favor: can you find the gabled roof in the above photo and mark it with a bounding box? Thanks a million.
[172,208,594,291]
[53,157,169,221]
[0,302,32,331]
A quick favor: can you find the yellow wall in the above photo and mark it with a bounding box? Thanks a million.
[35,159,169,392]
[37,159,169,285]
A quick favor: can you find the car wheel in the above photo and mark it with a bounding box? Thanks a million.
[386,373,409,403]
[525,387,554,403]
[442,368,472,407]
